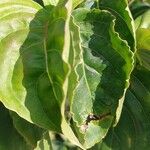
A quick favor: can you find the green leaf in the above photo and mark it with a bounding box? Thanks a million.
[0,103,31,150]
[136,28,150,71]
[10,111,44,148]
[99,0,136,52]
[98,0,136,125]
[0,0,72,132]
[0,0,83,148]
[0,0,57,131]
[0,0,136,149]
[70,8,134,148]
[94,66,150,150]
[0,0,51,128]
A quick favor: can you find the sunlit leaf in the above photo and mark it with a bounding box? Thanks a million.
[0,0,70,132]
[42,0,59,6]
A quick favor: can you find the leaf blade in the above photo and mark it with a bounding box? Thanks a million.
[70,8,134,148]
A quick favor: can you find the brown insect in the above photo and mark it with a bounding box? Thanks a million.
[80,112,111,132]
[85,112,111,125]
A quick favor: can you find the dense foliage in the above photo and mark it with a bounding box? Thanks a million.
[0,0,149,149]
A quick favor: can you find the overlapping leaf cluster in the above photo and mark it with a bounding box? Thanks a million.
[0,0,149,149]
